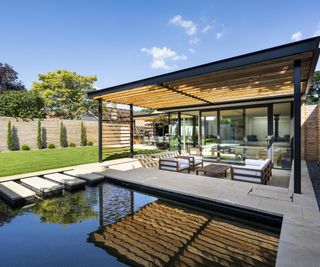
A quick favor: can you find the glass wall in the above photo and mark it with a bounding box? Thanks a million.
[273,103,291,169]
[201,111,218,159]
[244,107,268,160]
[168,101,292,169]
[220,109,245,162]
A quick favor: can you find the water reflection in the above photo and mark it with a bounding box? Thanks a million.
[90,194,279,267]
[0,183,279,267]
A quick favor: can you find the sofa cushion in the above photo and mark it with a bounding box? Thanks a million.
[245,159,265,167]
[233,169,260,176]
[233,175,261,183]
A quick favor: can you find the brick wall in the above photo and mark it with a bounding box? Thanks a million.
[0,117,98,151]
[301,104,319,161]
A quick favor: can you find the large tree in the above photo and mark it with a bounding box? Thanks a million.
[0,90,45,118]
[306,70,320,104]
[0,63,25,92]
[32,69,97,119]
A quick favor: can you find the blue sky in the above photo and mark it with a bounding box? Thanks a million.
[1,0,320,90]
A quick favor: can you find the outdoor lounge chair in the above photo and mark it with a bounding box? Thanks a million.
[159,157,190,173]
[231,159,273,184]
[176,155,203,171]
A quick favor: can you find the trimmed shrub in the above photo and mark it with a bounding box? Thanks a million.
[7,121,15,151]
[60,122,67,147]
[21,144,30,150]
[69,143,76,147]
[156,142,169,150]
[37,120,42,149]
[87,141,94,146]
[80,121,87,146]
[48,144,55,149]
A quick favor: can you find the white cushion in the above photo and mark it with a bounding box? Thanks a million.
[245,159,264,167]
[233,175,261,183]
[233,169,260,176]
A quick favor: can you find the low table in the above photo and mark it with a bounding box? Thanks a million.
[196,164,231,177]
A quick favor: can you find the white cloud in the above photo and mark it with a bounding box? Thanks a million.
[169,15,197,36]
[291,31,302,41]
[216,32,223,40]
[313,23,320,37]
[141,46,187,69]
[188,48,195,53]
[202,24,211,33]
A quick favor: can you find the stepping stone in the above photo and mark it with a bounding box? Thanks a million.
[64,170,105,185]
[20,177,63,198]
[0,181,36,207]
[43,173,85,191]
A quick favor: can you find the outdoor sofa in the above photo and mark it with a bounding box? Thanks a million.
[159,157,191,173]
[231,159,273,184]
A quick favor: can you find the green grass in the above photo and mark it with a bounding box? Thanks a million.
[0,146,162,177]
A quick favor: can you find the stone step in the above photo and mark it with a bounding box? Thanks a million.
[20,177,63,198]
[43,173,85,191]
[0,181,36,207]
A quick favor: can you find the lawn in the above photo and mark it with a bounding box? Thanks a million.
[0,146,162,177]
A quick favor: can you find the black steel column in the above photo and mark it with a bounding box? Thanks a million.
[98,99,103,163]
[168,113,171,151]
[267,104,273,136]
[217,110,221,160]
[294,59,301,194]
[130,104,134,158]
[178,111,181,154]
[198,111,202,155]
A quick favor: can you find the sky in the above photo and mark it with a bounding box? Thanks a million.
[1,0,320,90]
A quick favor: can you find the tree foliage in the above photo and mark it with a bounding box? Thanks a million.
[80,121,87,146]
[7,121,15,151]
[37,120,42,149]
[306,71,320,104]
[0,63,25,92]
[32,69,97,119]
[60,122,67,147]
[0,91,46,119]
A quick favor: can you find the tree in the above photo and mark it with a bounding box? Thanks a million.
[60,122,67,147]
[0,63,25,92]
[0,91,46,119]
[32,69,97,119]
[37,120,42,149]
[7,121,15,151]
[306,71,320,104]
[80,121,87,146]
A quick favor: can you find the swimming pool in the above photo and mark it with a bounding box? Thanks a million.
[0,182,280,267]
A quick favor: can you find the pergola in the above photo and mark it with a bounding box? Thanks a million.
[88,37,320,194]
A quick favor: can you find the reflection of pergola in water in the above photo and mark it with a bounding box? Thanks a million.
[90,188,279,266]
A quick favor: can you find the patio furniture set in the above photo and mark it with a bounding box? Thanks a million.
[159,155,273,185]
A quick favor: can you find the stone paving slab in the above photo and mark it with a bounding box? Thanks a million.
[43,173,86,191]
[0,181,36,207]
[20,177,63,198]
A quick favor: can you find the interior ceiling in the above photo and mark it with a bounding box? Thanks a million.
[94,51,315,110]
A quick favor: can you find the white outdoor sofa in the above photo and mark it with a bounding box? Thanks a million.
[159,157,191,173]
[231,159,273,184]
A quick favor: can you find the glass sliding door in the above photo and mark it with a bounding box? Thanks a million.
[201,111,218,159]
[181,111,199,153]
[168,113,179,151]
[244,107,268,160]
[220,109,245,162]
[273,103,291,169]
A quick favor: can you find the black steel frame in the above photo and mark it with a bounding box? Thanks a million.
[98,99,103,163]
[294,60,302,194]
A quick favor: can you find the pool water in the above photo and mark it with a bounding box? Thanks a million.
[0,183,279,267]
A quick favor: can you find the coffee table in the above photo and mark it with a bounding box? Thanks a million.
[196,164,231,177]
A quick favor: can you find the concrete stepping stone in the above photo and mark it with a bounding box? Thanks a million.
[43,173,85,191]
[0,181,36,207]
[20,177,63,198]
[63,170,105,185]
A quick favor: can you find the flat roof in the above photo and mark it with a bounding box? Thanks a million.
[88,37,320,110]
